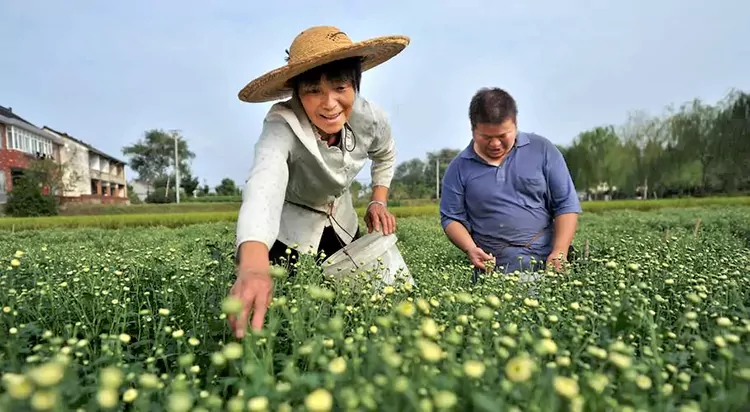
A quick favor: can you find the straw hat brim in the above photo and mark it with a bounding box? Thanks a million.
[238,35,410,103]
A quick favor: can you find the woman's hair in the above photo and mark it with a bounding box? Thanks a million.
[289,57,363,96]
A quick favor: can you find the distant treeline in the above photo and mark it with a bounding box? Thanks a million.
[130,89,749,204]
[559,89,750,199]
[386,89,750,201]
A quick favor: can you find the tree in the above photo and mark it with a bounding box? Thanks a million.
[667,98,718,193]
[424,148,461,199]
[618,111,669,198]
[711,90,750,192]
[389,149,461,200]
[559,88,750,199]
[564,126,627,199]
[387,181,413,202]
[392,158,428,199]
[199,183,210,196]
[121,129,195,196]
[215,178,239,196]
[179,170,200,198]
[394,158,426,186]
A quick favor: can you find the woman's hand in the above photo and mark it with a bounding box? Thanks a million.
[364,201,396,235]
[227,242,274,338]
[228,266,273,338]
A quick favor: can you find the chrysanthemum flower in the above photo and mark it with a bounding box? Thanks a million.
[505,354,535,382]
[305,388,333,412]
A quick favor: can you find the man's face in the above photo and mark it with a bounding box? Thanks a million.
[472,117,518,161]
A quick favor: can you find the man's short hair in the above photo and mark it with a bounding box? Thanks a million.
[468,87,518,130]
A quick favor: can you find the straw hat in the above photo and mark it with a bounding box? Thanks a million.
[238,26,410,103]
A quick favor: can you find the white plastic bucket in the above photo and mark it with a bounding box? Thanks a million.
[322,232,414,286]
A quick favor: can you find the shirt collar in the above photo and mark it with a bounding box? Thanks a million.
[515,131,530,146]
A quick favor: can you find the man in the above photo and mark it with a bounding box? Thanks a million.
[440,87,581,278]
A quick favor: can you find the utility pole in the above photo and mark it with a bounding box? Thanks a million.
[435,158,440,200]
[170,129,181,204]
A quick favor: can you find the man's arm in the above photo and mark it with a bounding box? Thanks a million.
[551,213,578,259]
[545,142,582,260]
[440,161,495,269]
[440,160,474,251]
[444,221,478,253]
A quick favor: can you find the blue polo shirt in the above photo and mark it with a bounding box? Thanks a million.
[440,131,581,273]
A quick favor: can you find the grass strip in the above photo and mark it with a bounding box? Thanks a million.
[3,197,749,231]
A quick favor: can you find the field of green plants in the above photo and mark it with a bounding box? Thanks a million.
[1,206,749,411]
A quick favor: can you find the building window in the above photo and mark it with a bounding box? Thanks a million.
[6,126,55,157]
[90,155,100,171]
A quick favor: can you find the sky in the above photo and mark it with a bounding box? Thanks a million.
[1,0,749,189]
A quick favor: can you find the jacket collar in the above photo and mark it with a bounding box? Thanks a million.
[265,94,373,153]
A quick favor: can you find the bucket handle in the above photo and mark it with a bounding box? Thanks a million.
[327,213,360,270]
[286,199,360,270]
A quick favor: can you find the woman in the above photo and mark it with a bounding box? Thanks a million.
[228,26,410,337]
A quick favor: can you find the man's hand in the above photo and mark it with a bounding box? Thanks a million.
[467,246,495,272]
[546,249,568,273]
[364,201,396,235]
[227,265,273,338]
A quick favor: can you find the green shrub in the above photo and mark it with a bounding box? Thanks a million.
[2,174,58,217]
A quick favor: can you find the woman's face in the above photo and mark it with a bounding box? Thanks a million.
[298,76,356,135]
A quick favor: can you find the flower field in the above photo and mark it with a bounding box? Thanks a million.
[1,206,749,411]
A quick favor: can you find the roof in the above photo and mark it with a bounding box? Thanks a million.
[43,126,126,165]
[0,105,64,145]
[0,105,36,126]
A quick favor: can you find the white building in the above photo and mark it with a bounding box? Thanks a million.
[43,127,128,202]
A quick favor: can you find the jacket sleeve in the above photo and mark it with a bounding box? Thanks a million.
[367,113,397,188]
[235,119,294,255]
